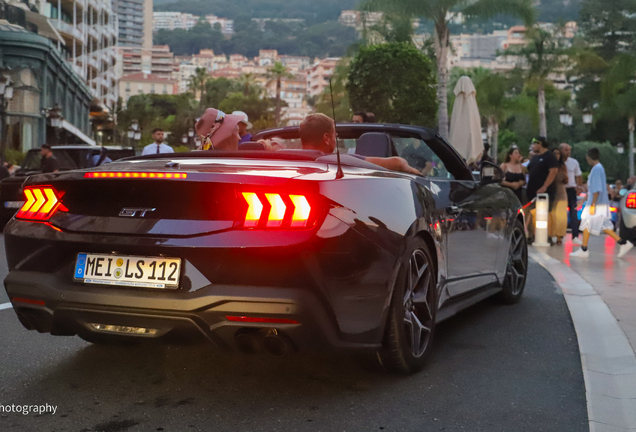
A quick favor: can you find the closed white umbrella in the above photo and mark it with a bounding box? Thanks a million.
[449,76,483,166]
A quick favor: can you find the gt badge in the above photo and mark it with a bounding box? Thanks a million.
[119,208,156,218]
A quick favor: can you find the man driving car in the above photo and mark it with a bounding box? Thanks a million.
[300,114,420,175]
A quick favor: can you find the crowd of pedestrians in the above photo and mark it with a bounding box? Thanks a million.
[500,137,635,258]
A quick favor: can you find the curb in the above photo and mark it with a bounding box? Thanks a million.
[530,248,636,432]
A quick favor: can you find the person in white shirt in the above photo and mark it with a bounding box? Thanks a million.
[142,128,175,155]
[559,143,583,243]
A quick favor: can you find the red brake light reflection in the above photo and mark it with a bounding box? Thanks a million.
[627,192,636,209]
[241,192,312,229]
[17,186,65,221]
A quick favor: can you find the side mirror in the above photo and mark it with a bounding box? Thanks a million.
[480,161,504,185]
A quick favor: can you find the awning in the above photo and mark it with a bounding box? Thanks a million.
[61,120,96,146]
[24,10,65,44]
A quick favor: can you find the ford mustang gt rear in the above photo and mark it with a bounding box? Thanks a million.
[3,125,527,374]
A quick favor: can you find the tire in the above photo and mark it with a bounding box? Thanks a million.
[497,219,528,305]
[378,237,437,374]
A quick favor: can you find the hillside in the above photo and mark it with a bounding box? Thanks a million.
[154,0,359,24]
[155,0,582,24]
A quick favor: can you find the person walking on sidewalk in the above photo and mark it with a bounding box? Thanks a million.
[570,148,622,258]
[549,147,569,245]
[560,143,583,244]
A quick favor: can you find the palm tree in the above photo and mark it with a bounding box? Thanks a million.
[237,73,257,96]
[188,67,209,105]
[363,0,534,140]
[506,26,569,138]
[602,54,636,178]
[266,62,294,126]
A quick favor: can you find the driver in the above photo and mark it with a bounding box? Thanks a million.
[300,114,420,175]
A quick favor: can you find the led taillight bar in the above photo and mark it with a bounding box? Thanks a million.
[241,192,312,229]
[627,192,636,209]
[16,186,66,221]
[84,172,187,179]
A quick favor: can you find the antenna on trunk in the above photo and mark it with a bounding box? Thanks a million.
[328,78,344,179]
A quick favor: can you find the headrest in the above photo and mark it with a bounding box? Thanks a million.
[238,142,266,151]
[355,133,397,158]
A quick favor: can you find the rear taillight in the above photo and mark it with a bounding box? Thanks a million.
[241,192,313,229]
[16,186,66,221]
[627,192,636,209]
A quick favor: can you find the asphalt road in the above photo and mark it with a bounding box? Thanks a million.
[0,235,587,432]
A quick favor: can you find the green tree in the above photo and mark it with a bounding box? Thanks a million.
[506,26,570,138]
[236,73,258,96]
[363,0,535,139]
[188,67,209,105]
[315,59,352,122]
[579,0,636,61]
[203,77,239,108]
[601,54,636,177]
[218,92,278,132]
[346,42,437,126]
[266,62,294,126]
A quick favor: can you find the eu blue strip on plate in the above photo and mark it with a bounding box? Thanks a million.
[75,254,87,278]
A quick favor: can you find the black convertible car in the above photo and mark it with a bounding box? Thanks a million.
[3,124,527,374]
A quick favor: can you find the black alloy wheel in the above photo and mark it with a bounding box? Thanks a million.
[379,238,437,374]
[498,220,528,304]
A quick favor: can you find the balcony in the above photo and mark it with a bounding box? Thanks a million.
[52,19,83,42]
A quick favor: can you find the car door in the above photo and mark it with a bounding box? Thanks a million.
[393,136,502,298]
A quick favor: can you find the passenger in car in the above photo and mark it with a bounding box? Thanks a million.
[195,108,244,151]
[300,114,420,175]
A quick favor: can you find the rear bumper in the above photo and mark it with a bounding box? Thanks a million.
[4,270,381,352]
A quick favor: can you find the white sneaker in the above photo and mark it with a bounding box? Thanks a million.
[570,248,589,258]
[572,237,583,245]
[618,243,634,258]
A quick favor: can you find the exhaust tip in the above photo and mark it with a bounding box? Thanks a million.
[262,329,293,357]
[234,329,264,354]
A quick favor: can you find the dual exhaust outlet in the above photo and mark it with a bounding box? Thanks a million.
[234,328,295,356]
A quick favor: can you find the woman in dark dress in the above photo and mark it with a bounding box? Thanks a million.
[500,147,526,203]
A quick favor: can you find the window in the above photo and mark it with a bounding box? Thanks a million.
[393,138,452,179]
[125,82,130,92]
[151,84,155,94]
[163,85,167,94]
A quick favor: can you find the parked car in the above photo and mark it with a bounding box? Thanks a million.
[3,125,526,374]
[0,145,135,224]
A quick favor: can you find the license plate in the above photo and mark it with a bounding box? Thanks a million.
[74,253,181,289]
[5,201,24,209]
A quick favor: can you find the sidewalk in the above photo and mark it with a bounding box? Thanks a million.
[530,235,636,432]
[544,235,636,353]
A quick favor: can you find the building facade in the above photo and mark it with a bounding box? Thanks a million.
[113,0,152,48]
[119,72,178,107]
[306,57,339,97]
[0,20,93,152]
[153,11,198,32]
[117,45,176,80]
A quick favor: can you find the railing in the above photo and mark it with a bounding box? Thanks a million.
[52,19,83,41]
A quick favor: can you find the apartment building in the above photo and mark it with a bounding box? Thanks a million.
[265,74,307,109]
[153,11,198,31]
[117,45,176,80]
[205,15,233,35]
[113,0,152,48]
[119,72,178,107]
[306,57,340,97]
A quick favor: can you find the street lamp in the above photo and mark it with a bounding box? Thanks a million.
[0,75,14,158]
[181,134,188,145]
[559,108,573,126]
[131,119,139,132]
[617,143,625,154]
[582,107,593,125]
[47,104,64,145]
